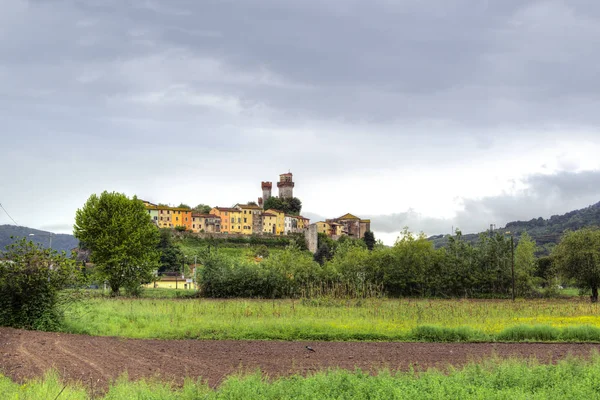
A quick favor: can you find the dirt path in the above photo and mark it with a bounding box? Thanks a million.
[2,327,600,389]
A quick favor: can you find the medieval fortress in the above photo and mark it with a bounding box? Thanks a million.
[143,172,370,250]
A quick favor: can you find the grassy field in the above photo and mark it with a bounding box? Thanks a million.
[3,356,600,399]
[63,297,600,341]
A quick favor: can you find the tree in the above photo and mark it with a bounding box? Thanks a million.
[193,204,212,214]
[553,228,600,302]
[178,203,191,209]
[514,232,537,295]
[0,238,81,330]
[263,197,284,212]
[74,191,160,296]
[363,231,376,251]
[157,229,184,274]
[263,197,302,215]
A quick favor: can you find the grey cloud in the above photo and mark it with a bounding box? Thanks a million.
[354,170,600,235]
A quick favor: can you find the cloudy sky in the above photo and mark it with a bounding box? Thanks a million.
[2,0,600,244]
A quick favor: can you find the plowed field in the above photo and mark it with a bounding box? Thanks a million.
[1,327,599,390]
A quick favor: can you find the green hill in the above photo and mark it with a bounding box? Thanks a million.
[0,225,78,254]
[428,201,600,254]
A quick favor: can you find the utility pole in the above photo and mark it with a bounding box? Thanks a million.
[511,234,515,302]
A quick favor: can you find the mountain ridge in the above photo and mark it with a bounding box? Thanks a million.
[0,225,78,254]
[428,201,600,254]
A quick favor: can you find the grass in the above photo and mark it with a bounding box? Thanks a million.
[4,356,600,399]
[62,297,600,341]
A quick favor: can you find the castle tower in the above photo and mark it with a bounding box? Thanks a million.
[261,181,272,205]
[277,172,294,199]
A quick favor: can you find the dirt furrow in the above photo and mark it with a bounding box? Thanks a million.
[1,327,600,390]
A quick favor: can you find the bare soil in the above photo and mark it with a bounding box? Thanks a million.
[2,327,600,390]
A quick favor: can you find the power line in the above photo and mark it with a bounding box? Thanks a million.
[0,202,20,226]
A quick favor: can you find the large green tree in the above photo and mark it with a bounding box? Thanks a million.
[553,228,600,302]
[74,191,160,296]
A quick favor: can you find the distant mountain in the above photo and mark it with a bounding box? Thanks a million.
[428,201,600,255]
[0,225,78,254]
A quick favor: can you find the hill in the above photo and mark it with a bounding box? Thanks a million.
[0,225,78,254]
[428,201,600,254]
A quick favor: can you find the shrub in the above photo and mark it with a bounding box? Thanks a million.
[496,325,560,341]
[0,238,82,330]
[560,325,600,342]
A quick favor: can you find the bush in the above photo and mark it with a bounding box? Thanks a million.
[0,238,82,330]
[496,325,560,341]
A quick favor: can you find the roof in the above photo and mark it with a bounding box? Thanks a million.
[265,208,284,214]
[285,214,299,218]
[150,205,192,212]
[235,203,263,209]
[360,219,371,223]
[192,213,221,219]
[262,213,276,217]
[280,172,293,176]
[337,213,361,220]
[214,207,239,212]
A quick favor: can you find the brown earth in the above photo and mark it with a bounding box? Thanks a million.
[2,327,600,391]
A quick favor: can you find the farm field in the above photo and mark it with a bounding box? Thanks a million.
[2,327,600,398]
[63,297,600,341]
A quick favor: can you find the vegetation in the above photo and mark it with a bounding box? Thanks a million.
[363,231,376,250]
[157,229,185,274]
[193,204,212,214]
[0,238,81,330]
[188,228,547,299]
[63,297,600,341]
[263,196,303,215]
[553,227,600,302]
[4,356,600,399]
[73,191,160,296]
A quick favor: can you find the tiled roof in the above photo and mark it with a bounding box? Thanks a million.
[192,213,221,219]
[262,213,276,217]
[236,204,263,209]
[214,207,239,212]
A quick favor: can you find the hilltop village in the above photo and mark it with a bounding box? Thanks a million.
[143,172,371,239]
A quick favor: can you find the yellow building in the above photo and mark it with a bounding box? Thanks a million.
[170,208,192,230]
[265,209,285,235]
[315,221,331,235]
[262,213,277,234]
[144,276,197,290]
[235,204,263,235]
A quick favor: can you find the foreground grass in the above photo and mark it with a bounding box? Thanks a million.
[3,357,600,399]
[63,297,600,341]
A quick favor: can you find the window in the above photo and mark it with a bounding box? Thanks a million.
[154,216,157,221]
[244,218,247,223]
[175,217,179,221]
[244,210,247,214]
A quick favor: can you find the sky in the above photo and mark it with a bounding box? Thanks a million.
[2,0,600,245]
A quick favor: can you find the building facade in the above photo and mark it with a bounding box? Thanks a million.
[265,209,285,235]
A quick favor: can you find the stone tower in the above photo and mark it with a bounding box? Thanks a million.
[277,172,294,199]
[259,181,272,207]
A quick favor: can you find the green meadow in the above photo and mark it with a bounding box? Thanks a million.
[63,297,600,341]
